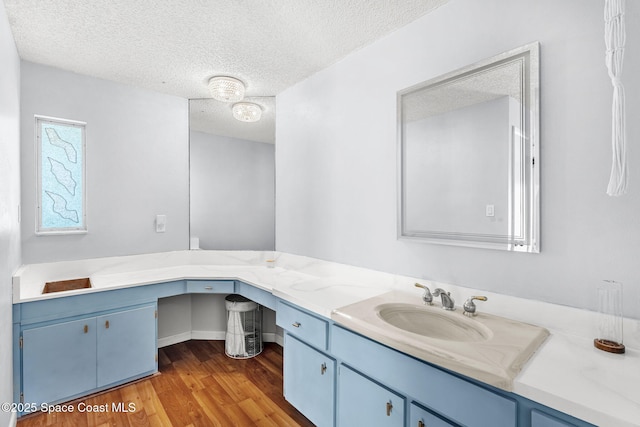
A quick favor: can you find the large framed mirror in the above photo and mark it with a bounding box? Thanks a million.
[398,42,539,252]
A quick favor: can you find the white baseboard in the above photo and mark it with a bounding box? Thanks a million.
[158,331,192,348]
[190,330,226,341]
[8,411,17,427]
[272,333,284,347]
[158,331,283,348]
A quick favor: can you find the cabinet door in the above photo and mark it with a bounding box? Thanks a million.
[97,305,157,387]
[410,402,458,427]
[284,334,335,427]
[23,317,97,405]
[337,364,405,427]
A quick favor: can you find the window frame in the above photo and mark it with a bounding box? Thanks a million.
[35,115,88,235]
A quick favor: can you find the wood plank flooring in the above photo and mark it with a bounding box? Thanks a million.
[17,340,315,427]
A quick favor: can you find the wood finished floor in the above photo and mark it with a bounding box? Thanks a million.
[17,340,315,427]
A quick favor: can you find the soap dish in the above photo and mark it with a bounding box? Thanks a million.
[593,338,625,354]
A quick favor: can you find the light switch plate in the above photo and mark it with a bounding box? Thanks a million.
[156,215,166,232]
[485,205,495,217]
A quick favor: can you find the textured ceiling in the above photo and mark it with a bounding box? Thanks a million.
[3,0,448,143]
[403,60,524,122]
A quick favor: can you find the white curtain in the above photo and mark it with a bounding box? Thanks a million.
[605,0,628,196]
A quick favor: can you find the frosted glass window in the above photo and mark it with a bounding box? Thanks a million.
[36,116,87,234]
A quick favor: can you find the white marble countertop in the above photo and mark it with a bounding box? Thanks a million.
[12,250,640,427]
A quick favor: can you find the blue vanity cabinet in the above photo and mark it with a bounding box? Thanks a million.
[337,364,405,427]
[96,305,157,387]
[23,316,98,406]
[284,334,335,427]
[19,302,157,409]
[331,324,516,427]
[277,300,335,425]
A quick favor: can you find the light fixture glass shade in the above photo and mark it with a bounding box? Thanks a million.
[232,102,262,122]
[208,76,245,102]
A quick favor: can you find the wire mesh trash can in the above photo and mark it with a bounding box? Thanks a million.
[225,294,263,359]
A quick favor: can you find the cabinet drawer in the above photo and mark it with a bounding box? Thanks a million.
[235,281,276,310]
[331,325,515,427]
[410,402,458,427]
[186,280,234,294]
[277,300,328,350]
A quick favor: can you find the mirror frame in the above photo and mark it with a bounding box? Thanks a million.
[397,42,540,252]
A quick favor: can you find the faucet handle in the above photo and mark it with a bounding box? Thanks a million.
[463,296,488,316]
[414,283,433,305]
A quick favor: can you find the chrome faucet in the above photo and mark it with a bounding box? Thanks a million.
[433,288,455,310]
[414,283,433,305]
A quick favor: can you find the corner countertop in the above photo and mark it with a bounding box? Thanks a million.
[12,250,640,427]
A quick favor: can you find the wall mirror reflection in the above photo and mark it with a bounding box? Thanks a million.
[398,42,539,252]
[189,98,276,251]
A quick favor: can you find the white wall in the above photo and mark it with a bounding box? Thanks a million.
[0,2,21,425]
[190,131,275,250]
[276,0,640,317]
[20,62,190,263]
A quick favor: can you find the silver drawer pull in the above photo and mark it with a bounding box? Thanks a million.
[292,322,301,328]
[204,286,213,290]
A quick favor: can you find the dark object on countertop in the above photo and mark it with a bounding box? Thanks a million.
[42,277,92,294]
[594,338,625,354]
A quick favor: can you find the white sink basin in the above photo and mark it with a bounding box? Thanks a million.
[331,290,549,391]
[376,303,492,342]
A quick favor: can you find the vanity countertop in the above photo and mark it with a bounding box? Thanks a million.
[12,250,640,427]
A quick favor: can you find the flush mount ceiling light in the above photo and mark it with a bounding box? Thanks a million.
[232,102,262,122]
[208,76,245,102]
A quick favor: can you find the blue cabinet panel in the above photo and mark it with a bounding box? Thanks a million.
[21,303,157,410]
[331,325,516,427]
[277,300,328,350]
[236,281,277,310]
[337,364,405,427]
[186,280,234,294]
[284,334,335,427]
[23,317,97,405]
[18,280,185,325]
[532,409,585,427]
[410,402,458,427]
[96,305,157,387]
